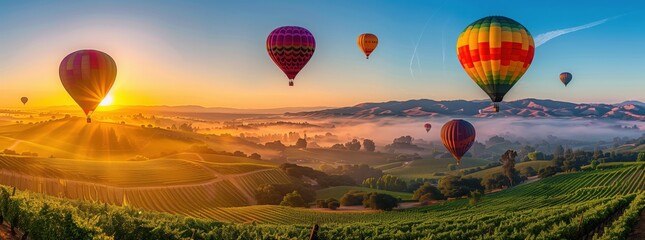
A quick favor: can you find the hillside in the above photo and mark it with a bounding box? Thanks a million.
[0,117,278,160]
[287,98,645,121]
[0,153,292,218]
[1,163,643,239]
[382,157,494,180]
[465,160,554,178]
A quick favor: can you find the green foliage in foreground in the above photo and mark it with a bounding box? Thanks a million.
[0,162,643,239]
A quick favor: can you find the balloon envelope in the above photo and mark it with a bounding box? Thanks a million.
[266,26,315,86]
[20,97,28,105]
[357,33,378,59]
[59,50,117,117]
[560,72,572,86]
[456,16,535,112]
[440,119,476,165]
[424,123,432,132]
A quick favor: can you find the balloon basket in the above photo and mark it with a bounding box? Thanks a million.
[289,80,294,86]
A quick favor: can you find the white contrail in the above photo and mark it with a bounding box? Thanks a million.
[535,16,620,47]
[409,1,445,80]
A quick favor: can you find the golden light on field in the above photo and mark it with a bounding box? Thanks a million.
[99,95,114,106]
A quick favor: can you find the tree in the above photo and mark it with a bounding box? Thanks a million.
[344,139,361,151]
[501,150,519,186]
[468,190,482,206]
[363,139,376,152]
[295,138,307,149]
[328,200,340,210]
[438,175,484,198]
[519,166,538,177]
[255,185,283,205]
[593,146,603,160]
[393,136,413,145]
[638,152,645,162]
[527,151,545,161]
[362,178,376,189]
[412,183,445,201]
[340,191,365,206]
[363,193,398,211]
[447,164,457,171]
[265,141,286,151]
[330,143,347,150]
[249,153,261,160]
[280,191,306,207]
[591,160,600,169]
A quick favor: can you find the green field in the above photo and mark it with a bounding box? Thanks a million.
[465,160,553,178]
[383,157,493,180]
[3,162,643,239]
[315,186,414,201]
[283,148,395,166]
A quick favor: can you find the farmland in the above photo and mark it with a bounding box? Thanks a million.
[0,162,642,239]
[0,153,293,219]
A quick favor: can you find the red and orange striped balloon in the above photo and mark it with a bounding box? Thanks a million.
[440,119,476,165]
[59,50,117,120]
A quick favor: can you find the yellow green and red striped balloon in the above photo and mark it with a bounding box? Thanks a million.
[456,16,535,109]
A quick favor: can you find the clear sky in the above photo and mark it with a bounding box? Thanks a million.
[0,0,643,108]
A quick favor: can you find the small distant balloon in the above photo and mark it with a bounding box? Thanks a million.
[357,33,378,59]
[59,49,117,123]
[20,97,28,105]
[424,123,432,133]
[560,72,572,86]
[266,26,316,86]
[440,119,476,165]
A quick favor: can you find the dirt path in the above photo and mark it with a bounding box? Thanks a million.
[629,208,645,240]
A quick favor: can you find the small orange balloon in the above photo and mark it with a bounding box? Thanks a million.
[357,33,378,59]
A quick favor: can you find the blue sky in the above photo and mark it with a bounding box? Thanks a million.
[0,0,643,108]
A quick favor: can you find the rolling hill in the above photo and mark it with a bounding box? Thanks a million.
[286,98,645,120]
[0,117,279,160]
[0,153,292,218]
[3,162,643,239]
[382,157,494,180]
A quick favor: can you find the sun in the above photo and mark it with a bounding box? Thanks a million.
[99,95,114,106]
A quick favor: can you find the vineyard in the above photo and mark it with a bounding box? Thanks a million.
[0,162,642,239]
[0,154,292,220]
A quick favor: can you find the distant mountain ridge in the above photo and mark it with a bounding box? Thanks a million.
[286,99,645,121]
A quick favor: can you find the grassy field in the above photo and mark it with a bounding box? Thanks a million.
[315,186,414,201]
[465,160,553,178]
[382,157,493,180]
[283,148,395,166]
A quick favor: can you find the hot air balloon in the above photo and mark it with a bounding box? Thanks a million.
[59,49,117,123]
[266,26,316,86]
[456,16,535,112]
[560,72,572,86]
[20,97,28,105]
[440,119,476,165]
[357,33,378,59]
[424,123,432,133]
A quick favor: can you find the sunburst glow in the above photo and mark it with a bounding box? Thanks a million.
[99,95,114,106]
